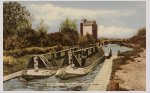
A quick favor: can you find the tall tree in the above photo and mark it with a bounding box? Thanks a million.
[35,18,50,33]
[35,18,50,47]
[59,17,79,45]
[59,17,78,34]
[3,1,34,35]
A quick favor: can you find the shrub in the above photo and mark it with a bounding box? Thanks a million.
[47,32,63,46]
[86,33,96,44]
[62,34,73,46]
[23,47,46,54]
[3,56,17,66]
[77,36,88,48]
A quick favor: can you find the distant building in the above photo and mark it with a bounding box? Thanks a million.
[80,19,97,40]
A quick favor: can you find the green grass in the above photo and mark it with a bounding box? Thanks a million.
[3,45,77,58]
[3,46,56,58]
[3,54,32,76]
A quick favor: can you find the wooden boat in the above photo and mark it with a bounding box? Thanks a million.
[21,47,79,80]
[55,44,106,80]
[22,55,58,80]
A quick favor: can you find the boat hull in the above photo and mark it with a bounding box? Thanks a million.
[22,69,57,80]
[55,55,105,80]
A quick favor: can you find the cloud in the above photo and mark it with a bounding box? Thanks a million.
[98,25,136,38]
[27,4,135,27]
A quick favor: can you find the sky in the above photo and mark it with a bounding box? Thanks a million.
[4,1,146,39]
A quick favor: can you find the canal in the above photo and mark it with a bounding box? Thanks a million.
[3,44,133,91]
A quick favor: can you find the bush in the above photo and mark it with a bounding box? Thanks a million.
[47,32,63,46]
[128,27,146,49]
[86,33,95,44]
[3,56,17,66]
[4,37,15,50]
[3,54,31,76]
[23,47,47,54]
[62,34,73,46]
[3,49,25,58]
[98,38,106,45]
[77,36,88,48]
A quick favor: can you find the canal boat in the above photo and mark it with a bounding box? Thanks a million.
[22,47,79,80]
[55,44,106,80]
[22,55,58,80]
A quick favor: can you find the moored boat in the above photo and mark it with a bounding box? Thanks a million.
[22,55,59,80]
[21,47,79,80]
[55,44,106,80]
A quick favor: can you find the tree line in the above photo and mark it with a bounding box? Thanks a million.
[122,27,146,48]
[3,1,96,50]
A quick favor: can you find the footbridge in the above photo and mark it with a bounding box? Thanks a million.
[103,39,122,45]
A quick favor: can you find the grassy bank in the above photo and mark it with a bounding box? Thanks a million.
[3,45,72,58]
[3,55,32,76]
[107,46,144,91]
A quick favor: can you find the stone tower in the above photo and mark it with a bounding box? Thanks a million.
[80,19,97,40]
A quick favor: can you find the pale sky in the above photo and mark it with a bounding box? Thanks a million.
[4,1,146,39]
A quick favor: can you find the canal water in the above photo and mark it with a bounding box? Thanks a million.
[3,44,133,91]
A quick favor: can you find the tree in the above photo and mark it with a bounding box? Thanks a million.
[137,27,146,48]
[59,17,79,45]
[86,33,95,44]
[47,32,63,46]
[35,18,50,33]
[3,1,34,35]
[77,36,88,48]
[130,35,138,44]
[62,34,72,46]
[137,27,146,40]
[59,17,78,34]
[35,18,50,47]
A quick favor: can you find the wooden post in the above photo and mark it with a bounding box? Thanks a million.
[109,81,119,91]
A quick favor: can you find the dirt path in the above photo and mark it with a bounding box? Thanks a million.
[115,48,146,91]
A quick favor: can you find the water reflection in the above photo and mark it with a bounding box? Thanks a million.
[103,44,133,55]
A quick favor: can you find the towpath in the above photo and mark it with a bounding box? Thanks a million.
[3,70,23,82]
[88,54,118,91]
